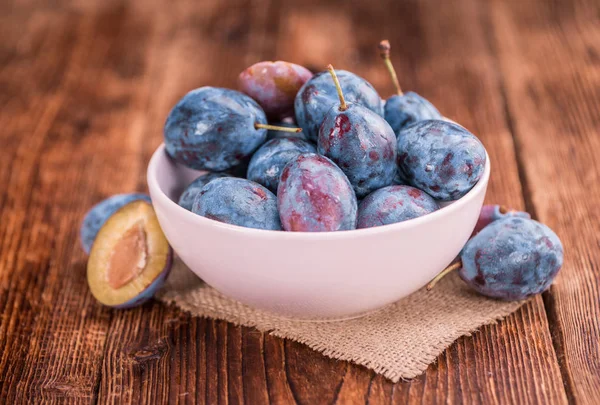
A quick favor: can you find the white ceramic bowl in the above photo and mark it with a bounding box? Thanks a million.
[148,144,490,319]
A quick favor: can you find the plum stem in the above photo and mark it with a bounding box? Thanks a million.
[426,261,462,290]
[498,205,509,214]
[254,123,302,133]
[327,64,348,111]
[378,40,403,96]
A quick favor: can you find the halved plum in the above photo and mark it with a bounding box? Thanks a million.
[87,200,172,308]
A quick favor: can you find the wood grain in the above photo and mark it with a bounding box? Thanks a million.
[1,0,598,403]
[489,0,600,403]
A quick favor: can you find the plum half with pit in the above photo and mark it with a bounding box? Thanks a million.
[295,69,383,142]
[87,200,172,308]
[80,193,151,254]
[239,61,313,120]
[357,185,439,229]
[277,153,357,232]
[192,177,281,230]
[317,66,397,198]
[397,120,486,201]
[247,138,316,194]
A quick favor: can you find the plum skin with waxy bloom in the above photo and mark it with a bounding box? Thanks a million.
[277,153,357,232]
[471,204,531,236]
[459,217,564,301]
[164,87,267,171]
[318,103,397,199]
[384,91,442,135]
[178,172,230,211]
[80,193,151,254]
[397,120,486,201]
[192,177,281,230]
[357,185,439,229]
[239,61,313,120]
[295,69,383,142]
[247,138,316,194]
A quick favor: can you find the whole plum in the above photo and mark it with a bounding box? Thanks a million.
[295,69,383,142]
[458,217,564,300]
[178,172,230,211]
[471,204,531,236]
[239,61,313,120]
[357,185,439,228]
[247,138,316,194]
[192,177,281,230]
[80,193,151,254]
[397,120,486,201]
[277,153,357,232]
[164,87,267,171]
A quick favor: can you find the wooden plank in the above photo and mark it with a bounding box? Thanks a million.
[489,0,600,403]
[0,2,146,403]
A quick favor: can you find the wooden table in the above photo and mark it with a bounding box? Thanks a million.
[1,0,599,403]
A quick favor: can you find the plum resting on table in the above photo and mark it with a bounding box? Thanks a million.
[294,69,383,142]
[192,177,281,230]
[396,120,486,201]
[239,61,313,120]
[247,138,316,194]
[318,102,397,198]
[357,185,439,229]
[277,153,357,232]
[471,204,531,236]
[459,217,563,300]
[178,172,230,211]
[384,92,441,135]
[164,87,267,171]
[80,193,151,254]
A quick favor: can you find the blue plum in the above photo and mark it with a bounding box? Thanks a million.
[384,92,441,135]
[192,177,281,230]
[80,193,151,254]
[239,61,313,120]
[294,69,383,142]
[471,204,530,236]
[357,185,439,228]
[318,103,397,198]
[247,138,316,193]
[178,172,230,211]
[459,217,564,300]
[164,87,268,171]
[397,120,486,201]
[378,40,441,134]
[278,153,357,232]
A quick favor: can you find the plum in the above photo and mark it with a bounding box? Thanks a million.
[471,204,531,236]
[239,61,313,120]
[192,177,281,230]
[277,153,357,232]
[357,185,439,228]
[178,172,230,211]
[164,87,268,171]
[87,200,172,308]
[397,120,486,201]
[295,69,383,142]
[428,217,564,301]
[317,65,397,198]
[80,193,151,254]
[378,40,441,134]
[247,138,316,194]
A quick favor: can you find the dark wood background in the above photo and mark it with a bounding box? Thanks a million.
[1,0,599,403]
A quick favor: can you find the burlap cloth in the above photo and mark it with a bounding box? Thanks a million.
[157,259,524,382]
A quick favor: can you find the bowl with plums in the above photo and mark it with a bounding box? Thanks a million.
[82,41,563,319]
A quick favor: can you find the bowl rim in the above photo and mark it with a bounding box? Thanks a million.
[147,143,490,240]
